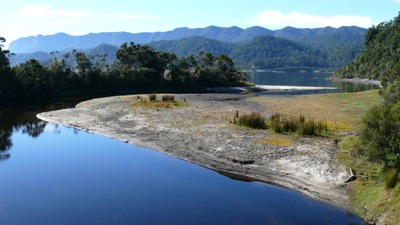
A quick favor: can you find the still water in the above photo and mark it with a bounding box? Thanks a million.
[247,71,378,94]
[0,106,364,225]
[2,72,370,224]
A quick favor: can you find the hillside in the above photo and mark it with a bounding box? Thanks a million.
[334,14,400,82]
[9,25,365,54]
[8,25,367,70]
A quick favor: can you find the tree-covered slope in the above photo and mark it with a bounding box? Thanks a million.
[9,26,365,54]
[231,35,328,70]
[148,36,235,57]
[334,13,400,83]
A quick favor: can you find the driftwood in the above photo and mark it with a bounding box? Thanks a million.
[344,167,357,183]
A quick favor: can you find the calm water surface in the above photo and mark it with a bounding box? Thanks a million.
[247,71,378,94]
[0,107,364,225]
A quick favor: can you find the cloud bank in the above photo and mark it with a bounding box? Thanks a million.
[253,10,375,29]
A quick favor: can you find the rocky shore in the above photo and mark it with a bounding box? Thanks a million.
[37,93,352,209]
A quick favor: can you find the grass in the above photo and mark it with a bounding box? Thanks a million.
[256,137,294,147]
[338,134,400,224]
[252,90,381,132]
[269,113,328,136]
[234,112,267,129]
[251,90,400,223]
[130,95,187,109]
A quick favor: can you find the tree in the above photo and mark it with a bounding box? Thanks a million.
[13,59,48,93]
[360,102,400,164]
[0,37,13,93]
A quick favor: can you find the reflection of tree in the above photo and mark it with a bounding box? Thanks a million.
[0,109,48,161]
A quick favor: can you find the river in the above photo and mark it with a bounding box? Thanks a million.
[0,72,369,225]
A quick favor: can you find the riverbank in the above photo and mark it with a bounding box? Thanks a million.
[37,93,357,209]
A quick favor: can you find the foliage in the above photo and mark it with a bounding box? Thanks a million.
[387,153,400,168]
[269,113,328,136]
[0,40,247,104]
[334,12,400,92]
[234,112,267,129]
[385,168,399,189]
[359,101,400,163]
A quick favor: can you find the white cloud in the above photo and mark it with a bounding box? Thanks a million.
[390,0,400,4]
[253,10,374,29]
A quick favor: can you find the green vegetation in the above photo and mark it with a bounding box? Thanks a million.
[131,94,186,109]
[334,13,400,84]
[333,12,400,224]
[251,90,381,132]
[269,113,328,136]
[234,112,267,129]
[0,39,247,105]
[151,35,363,70]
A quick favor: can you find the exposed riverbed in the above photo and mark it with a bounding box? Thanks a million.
[37,93,353,209]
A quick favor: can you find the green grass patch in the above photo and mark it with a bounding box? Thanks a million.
[338,135,400,224]
[252,90,381,132]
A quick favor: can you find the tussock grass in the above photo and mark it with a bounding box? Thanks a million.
[385,168,399,190]
[234,112,267,129]
[131,95,186,109]
[269,113,328,136]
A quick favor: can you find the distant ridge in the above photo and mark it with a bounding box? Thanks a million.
[9,25,366,54]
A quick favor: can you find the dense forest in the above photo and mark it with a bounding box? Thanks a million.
[10,30,365,71]
[0,39,247,105]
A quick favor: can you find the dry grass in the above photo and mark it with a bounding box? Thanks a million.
[252,90,381,132]
[256,137,294,147]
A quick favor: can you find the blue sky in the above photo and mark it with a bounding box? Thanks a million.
[1,0,399,47]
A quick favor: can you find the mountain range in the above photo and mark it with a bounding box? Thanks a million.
[8,25,367,70]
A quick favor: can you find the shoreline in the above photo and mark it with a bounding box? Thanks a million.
[37,93,353,210]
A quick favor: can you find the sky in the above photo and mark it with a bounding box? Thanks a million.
[1,0,399,48]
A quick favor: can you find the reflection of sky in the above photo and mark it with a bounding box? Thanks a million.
[43,123,64,134]
[1,125,363,225]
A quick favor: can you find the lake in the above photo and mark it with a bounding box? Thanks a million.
[0,72,367,225]
[247,71,378,94]
[0,108,364,225]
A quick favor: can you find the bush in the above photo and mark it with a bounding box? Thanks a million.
[162,95,174,102]
[360,102,400,162]
[385,168,399,189]
[149,94,157,101]
[235,112,267,129]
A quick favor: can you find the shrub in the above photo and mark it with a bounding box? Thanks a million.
[385,168,399,189]
[149,94,157,101]
[235,112,267,129]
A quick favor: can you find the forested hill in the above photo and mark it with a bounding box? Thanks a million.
[9,25,365,54]
[10,32,364,71]
[150,35,328,70]
[334,13,400,83]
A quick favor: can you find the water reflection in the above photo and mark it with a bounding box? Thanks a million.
[332,80,380,93]
[0,109,48,160]
[247,71,379,93]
